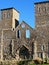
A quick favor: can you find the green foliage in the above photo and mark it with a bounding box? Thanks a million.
[17,60,29,65]
[0,61,10,65]
[43,58,47,63]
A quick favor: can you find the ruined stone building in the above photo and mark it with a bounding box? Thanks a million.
[0,1,49,60]
[0,7,35,60]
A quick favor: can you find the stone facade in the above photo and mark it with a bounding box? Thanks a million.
[0,1,49,60]
[0,7,36,60]
[35,1,49,59]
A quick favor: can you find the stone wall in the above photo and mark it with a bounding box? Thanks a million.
[35,2,49,58]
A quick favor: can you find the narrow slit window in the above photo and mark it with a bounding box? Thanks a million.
[48,43,49,57]
[17,30,21,38]
[39,8,40,12]
[0,10,2,20]
[7,12,10,18]
[9,41,12,55]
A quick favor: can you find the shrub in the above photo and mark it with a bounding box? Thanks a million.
[43,58,47,64]
[17,60,29,65]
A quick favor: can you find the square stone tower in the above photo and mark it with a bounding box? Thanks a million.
[35,1,49,27]
[34,1,49,59]
[0,7,20,60]
[0,7,19,29]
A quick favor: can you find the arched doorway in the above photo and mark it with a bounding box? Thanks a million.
[19,45,30,59]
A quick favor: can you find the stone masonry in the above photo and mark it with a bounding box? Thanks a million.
[0,7,35,60]
[0,1,49,61]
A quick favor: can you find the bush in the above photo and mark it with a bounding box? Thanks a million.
[43,58,47,64]
[17,60,29,65]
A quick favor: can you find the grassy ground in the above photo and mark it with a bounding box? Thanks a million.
[30,64,36,65]
[30,64,49,65]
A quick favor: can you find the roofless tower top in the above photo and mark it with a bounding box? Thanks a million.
[34,1,49,28]
[0,7,20,29]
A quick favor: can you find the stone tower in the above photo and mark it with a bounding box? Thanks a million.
[0,7,19,29]
[35,1,49,27]
[35,1,49,59]
[0,7,20,60]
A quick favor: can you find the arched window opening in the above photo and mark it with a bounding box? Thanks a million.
[41,45,44,51]
[7,12,10,18]
[38,53,43,58]
[15,19,19,28]
[21,24,25,28]
[17,30,21,38]
[44,7,46,12]
[38,7,41,12]
[26,29,30,38]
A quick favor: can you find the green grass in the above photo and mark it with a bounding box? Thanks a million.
[41,64,49,65]
[30,64,36,65]
[30,64,49,65]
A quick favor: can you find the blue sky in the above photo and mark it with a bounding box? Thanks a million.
[0,0,47,28]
